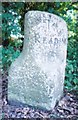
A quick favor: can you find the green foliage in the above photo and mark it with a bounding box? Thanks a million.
[0,46,2,70]
[2,46,20,70]
[2,39,22,71]
[2,2,78,91]
[65,59,78,90]
[64,8,78,91]
[2,2,23,70]
[2,2,21,42]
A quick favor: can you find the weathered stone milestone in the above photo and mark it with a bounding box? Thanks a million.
[8,11,68,110]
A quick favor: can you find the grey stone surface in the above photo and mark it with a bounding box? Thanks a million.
[8,11,68,110]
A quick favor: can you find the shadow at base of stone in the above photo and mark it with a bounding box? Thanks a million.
[8,99,50,112]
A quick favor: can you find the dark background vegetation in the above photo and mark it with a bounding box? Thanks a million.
[1,2,78,92]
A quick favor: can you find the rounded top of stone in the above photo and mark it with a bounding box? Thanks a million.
[25,10,67,26]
